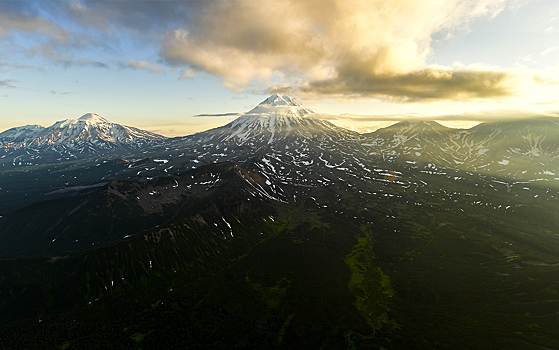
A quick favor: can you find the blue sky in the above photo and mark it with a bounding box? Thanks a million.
[1,0,559,135]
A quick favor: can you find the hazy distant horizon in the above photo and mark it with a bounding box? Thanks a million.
[3,96,558,137]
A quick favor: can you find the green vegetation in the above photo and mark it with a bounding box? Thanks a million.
[345,225,398,331]
[130,331,149,343]
[246,273,291,309]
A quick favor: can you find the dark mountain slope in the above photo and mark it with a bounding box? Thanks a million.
[1,157,559,349]
[0,162,284,259]
[361,116,559,182]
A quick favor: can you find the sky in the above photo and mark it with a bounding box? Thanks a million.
[1,0,559,135]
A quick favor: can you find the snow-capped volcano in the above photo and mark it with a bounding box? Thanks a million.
[156,94,364,186]
[197,94,355,145]
[0,113,166,151]
[256,94,302,107]
[246,93,313,115]
[77,112,110,123]
[234,93,315,132]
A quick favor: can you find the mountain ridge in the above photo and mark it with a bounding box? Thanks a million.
[0,113,166,151]
[2,95,558,215]
[0,161,284,259]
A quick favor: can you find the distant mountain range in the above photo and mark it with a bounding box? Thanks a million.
[2,94,558,183]
[1,94,558,215]
[362,118,559,181]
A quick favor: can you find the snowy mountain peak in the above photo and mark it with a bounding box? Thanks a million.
[0,113,165,150]
[78,113,108,123]
[259,94,301,107]
[197,94,354,145]
[246,94,313,116]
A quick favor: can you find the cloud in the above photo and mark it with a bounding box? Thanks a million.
[26,43,108,68]
[541,46,558,56]
[533,74,559,86]
[270,66,516,101]
[160,0,514,100]
[0,11,69,42]
[63,0,196,34]
[0,80,17,89]
[49,90,71,95]
[322,110,559,124]
[74,58,108,69]
[0,2,71,66]
[0,60,41,70]
[193,113,242,118]
[0,3,120,70]
[118,59,164,73]
[432,110,559,122]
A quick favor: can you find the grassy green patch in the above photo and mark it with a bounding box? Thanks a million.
[344,225,398,331]
[246,273,291,309]
[130,331,149,343]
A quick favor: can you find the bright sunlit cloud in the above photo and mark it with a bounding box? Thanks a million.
[162,0,518,100]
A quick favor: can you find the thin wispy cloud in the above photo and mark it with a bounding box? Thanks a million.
[50,90,71,95]
[193,113,242,118]
[316,110,559,124]
[118,59,165,73]
[0,60,41,70]
[541,46,558,56]
[0,11,69,42]
[0,80,17,89]
[63,0,195,34]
